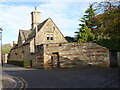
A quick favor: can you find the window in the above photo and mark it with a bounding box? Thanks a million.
[15,53,17,55]
[47,34,49,40]
[36,45,42,52]
[50,35,53,40]
[59,44,62,46]
[22,51,24,54]
[47,34,53,40]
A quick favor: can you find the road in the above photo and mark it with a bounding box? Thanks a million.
[2,64,120,88]
[2,73,27,89]
[2,64,30,89]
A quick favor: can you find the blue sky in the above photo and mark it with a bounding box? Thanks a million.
[0,0,105,45]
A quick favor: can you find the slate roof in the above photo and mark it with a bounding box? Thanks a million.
[19,30,30,41]
[26,18,49,42]
[16,18,49,46]
[15,17,64,48]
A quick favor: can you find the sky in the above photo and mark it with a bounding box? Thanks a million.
[0,0,105,45]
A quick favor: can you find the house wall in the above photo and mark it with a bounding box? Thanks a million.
[43,42,110,69]
[35,19,67,45]
[30,39,35,53]
[2,54,8,63]
[8,43,44,68]
[8,44,31,61]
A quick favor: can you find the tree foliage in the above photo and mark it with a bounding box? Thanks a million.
[2,44,12,54]
[77,25,95,42]
[75,0,120,51]
[94,0,120,39]
[94,0,120,51]
[75,4,96,42]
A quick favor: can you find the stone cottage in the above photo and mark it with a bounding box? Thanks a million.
[8,9,110,69]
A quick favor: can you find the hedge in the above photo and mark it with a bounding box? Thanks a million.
[8,60,32,67]
[96,38,120,51]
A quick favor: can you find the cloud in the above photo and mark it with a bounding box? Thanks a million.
[0,4,33,31]
[0,4,34,44]
[0,0,105,2]
[0,1,93,44]
[37,2,89,36]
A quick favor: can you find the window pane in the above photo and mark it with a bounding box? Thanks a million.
[47,37,49,40]
[51,37,53,40]
[50,35,53,37]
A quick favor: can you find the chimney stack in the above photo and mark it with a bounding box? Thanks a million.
[31,7,41,29]
[13,41,17,47]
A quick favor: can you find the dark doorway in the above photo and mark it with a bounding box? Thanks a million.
[51,52,60,68]
[30,60,32,67]
[109,50,118,67]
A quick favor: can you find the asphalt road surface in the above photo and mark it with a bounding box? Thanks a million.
[2,64,120,88]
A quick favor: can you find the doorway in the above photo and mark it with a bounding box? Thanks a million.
[51,52,60,68]
[109,50,118,67]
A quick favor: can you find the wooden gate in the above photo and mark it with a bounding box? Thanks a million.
[51,53,60,68]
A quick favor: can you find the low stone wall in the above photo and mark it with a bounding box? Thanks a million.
[32,53,44,68]
[43,42,110,69]
[8,44,31,61]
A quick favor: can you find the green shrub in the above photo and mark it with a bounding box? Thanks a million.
[96,38,120,51]
[8,60,32,67]
[24,60,32,67]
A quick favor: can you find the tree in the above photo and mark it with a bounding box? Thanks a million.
[77,25,95,42]
[94,0,120,39]
[2,44,12,54]
[94,0,120,51]
[75,4,96,42]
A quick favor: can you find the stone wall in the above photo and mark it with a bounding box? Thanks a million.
[43,42,110,69]
[8,43,44,68]
[35,18,67,45]
[8,42,110,69]
[8,44,31,61]
[32,45,44,68]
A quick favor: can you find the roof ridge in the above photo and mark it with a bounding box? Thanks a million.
[23,18,50,44]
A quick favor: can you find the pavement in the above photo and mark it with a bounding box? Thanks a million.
[0,65,13,89]
[1,64,34,89]
[1,64,120,88]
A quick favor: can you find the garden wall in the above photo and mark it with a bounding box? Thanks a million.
[43,42,110,69]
